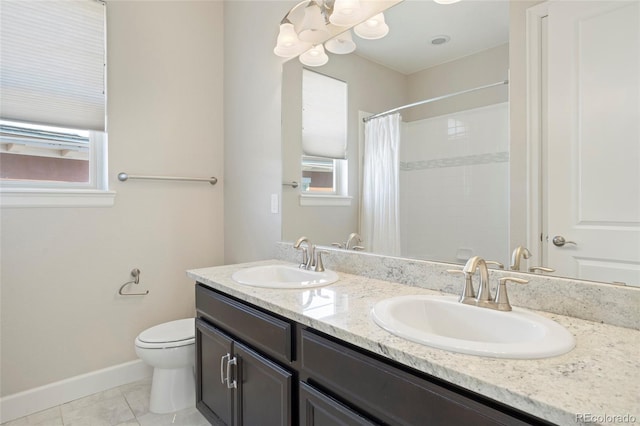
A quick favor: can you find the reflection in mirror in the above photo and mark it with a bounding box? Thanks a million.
[301,69,348,195]
[301,156,334,193]
[396,101,509,263]
[281,0,640,287]
[273,0,402,66]
[283,0,510,261]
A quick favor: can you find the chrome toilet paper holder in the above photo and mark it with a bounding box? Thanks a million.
[118,268,149,296]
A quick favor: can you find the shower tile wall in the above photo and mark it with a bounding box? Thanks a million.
[400,102,509,265]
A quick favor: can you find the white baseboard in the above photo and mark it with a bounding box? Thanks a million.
[0,359,152,423]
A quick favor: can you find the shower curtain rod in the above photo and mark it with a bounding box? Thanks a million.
[363,80,509,123]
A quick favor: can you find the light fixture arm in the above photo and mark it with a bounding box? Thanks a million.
[280,0,310,25]
[281,0,337,26]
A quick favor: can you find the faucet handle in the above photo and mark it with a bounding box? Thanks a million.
[495,277,529,311]
[485,261,505,269]
[528,266,555,274]
[352,245,365,251]
[447,269,476,304]
[314,250,329,272]
[331,242,344,248]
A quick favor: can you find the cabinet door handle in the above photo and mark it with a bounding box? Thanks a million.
[226,356,237,389]
[220,354,230,385]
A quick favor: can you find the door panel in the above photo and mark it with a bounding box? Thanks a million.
[196,319,234,426]
[546,0,640,285]
[235,341,293,426]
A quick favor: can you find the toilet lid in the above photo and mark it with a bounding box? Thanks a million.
[138,318,195,344]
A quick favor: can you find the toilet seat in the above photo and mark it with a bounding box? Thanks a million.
[135,318,195,349]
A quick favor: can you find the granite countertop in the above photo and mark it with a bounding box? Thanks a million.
[188,260,640,426]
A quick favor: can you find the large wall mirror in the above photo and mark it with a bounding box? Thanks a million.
[281,0,640,287]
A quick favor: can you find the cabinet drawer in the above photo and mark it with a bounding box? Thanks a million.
[196,284,293,363]
[301,330,536,426]
[300,382,378,426]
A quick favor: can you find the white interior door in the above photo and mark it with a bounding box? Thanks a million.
[545,0,640,286]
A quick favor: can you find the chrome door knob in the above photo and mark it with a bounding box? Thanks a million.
[552,235,577,247]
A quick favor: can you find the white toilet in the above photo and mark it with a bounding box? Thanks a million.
[134,318,196,414]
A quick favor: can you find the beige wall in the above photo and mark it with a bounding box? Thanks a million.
[223,1,288,264]
[281,55,407,246]
[405,44,509,122]
[0,1,224,396]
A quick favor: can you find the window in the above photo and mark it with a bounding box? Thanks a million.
[0,0,112,207]
[0,120,106,188]
[302,156,342,193]
[301,69,351,205]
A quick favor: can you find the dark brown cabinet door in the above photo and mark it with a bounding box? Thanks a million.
[196,319,234,426]
[300,382,378,426]
[235,341,293,426]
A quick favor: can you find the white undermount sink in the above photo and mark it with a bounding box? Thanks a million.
[372,295,575,359]
[231,264,339,289]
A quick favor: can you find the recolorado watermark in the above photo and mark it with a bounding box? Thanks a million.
[576,413,637,424]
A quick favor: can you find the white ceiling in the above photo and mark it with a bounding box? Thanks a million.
[352,0,510,75]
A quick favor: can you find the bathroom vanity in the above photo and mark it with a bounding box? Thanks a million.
[189,259,639,426]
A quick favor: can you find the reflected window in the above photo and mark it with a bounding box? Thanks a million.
[301,69,349,198]
[447,118,468,140]
[301,289,337,319]
[301,156,347,194]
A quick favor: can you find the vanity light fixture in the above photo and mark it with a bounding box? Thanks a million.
[300,44,330,67]
[274,22,312,57]
[273,0,391,67]
[329,0,364,27]
[353,13,389,40]
[299,3,331,43]
[433,0,461,4]
[325,30,356,54]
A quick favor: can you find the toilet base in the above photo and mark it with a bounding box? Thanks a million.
[149,365,196,414]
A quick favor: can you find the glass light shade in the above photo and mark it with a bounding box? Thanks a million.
[434,0,461,3]
[274,23,310,58]
[354,13,389,40]
[299,44,329,67]
[325,31,356,54]
[329,0,364,27]
[298,4,330,44]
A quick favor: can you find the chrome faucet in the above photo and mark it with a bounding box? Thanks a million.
[462,256,492,307]
[293,236,315,270]
[448,256,529,311]
[332,232,365,250]
[510,246,532,271]
[345,232,362,250]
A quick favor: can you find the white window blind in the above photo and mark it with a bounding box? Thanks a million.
[302,69,347,159]
[0,0,106,131]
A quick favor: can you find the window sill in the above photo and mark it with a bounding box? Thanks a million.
[299,194,352,207]
[0,188,116,208]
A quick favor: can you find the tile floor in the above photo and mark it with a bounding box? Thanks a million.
[2,378,210,426]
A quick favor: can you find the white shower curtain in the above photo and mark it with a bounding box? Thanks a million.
[361,113,401,256]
